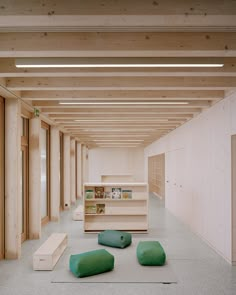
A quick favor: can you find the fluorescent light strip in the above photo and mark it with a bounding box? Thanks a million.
[90,135,149,137]
[60,102,189,105]
[74,119,168,122]
[17,64,224,68]
[16,62,224,68]
[98,145,137,148]
[15,58,224,68]
[82,129,156,131]
[93,139,144,142]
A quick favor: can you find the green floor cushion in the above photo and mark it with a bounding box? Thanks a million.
[98,230,132,248]
[69,249,114,278]
[137,241,166,266]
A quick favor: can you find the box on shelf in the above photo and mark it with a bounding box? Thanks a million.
[111,187,122,199]
[85,190,94,199]
[122,189,132,199]
[96,204,105,214]
[95,186,105,198]
[85,205,97,214]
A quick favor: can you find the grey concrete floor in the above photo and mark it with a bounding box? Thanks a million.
[0,194,236,295]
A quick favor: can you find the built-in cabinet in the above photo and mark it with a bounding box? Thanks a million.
[83,182,148,232]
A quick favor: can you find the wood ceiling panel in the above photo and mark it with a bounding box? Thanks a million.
[0,1,235,147]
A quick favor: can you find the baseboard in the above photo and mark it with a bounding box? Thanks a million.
[50,216,59,222]
[29,233,40,240]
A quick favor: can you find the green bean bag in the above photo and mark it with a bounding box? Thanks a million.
[98,230,132,248]
[69,249,114,278]
[137,241,166,266]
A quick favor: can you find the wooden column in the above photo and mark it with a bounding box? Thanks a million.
[82,145,89,183]
[63,134,70,209]
[76,143,82,199]
[5,98,21,259]
[50,126,60,221]
[28,116,41,239]
[70,138,76,205]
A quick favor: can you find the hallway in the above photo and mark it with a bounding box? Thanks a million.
[0,194,235,295]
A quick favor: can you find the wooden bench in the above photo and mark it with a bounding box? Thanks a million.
[33,233,67,270]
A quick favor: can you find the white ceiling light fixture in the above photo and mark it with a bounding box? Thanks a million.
[81,128,156,131]
[15,57,224,68]
[74,119,168,122]
[98,147,140,148]
[59,101,189,105]
[93,139,144,142]
[90,135,149,137]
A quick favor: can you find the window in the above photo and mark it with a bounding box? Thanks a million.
[20,116,29,243]
[41,122,50,224]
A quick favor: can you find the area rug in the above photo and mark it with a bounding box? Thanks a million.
[51,238,177,283]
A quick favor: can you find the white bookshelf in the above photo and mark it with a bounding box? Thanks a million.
[83,182,149,233]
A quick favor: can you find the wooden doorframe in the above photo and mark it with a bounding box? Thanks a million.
[41,121,50,225]
[20,112,30,243]
[20,145,28,243]
[0,97,4,259]
[148,153,165,200]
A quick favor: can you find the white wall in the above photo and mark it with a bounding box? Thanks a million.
[88,147,144,183]
[145,91,236,263]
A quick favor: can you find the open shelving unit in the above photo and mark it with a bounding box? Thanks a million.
[83,182,149,233]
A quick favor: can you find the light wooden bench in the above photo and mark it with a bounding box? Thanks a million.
[33,233,67,270]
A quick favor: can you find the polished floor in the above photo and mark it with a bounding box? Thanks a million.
[0,194,236,295]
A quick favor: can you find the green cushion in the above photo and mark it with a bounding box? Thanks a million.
[69,249,114,278]
[98,230,132,248]
[136,241,166,266]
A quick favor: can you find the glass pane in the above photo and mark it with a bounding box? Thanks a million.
[41,128,48,219]
[21,117,24,136]
[20,150,23,234]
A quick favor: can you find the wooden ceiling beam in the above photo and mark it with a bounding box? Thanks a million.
[21,90,224,101]
[6,76,236,90]
[1,58,236,77]
[32,100,210,108]
[41,107,201,114]
[0,0,235,16]
[50,113,193,118]
[1,32,236,57]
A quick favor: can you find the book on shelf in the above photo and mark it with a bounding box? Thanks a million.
[85,205,97,214]
[96,203,105,214]
[85,189,94,199]
[104,191,112,199]
[122,189,132,199]
[95,186,104,198]
[111,187,122,199]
